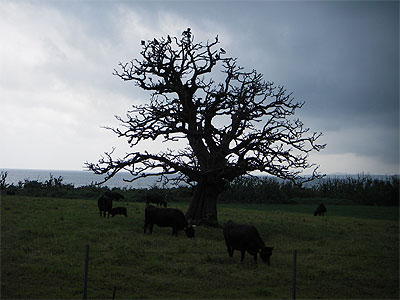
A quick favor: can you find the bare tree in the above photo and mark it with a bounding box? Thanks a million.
[86,29,325,226]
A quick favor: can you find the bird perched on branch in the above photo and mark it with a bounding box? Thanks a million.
[182,27,191,36]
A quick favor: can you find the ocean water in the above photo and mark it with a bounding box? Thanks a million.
[0,168,164,189]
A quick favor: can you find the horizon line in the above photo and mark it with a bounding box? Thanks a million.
[1,167,399,177]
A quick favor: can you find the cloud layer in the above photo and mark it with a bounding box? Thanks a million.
[0,1,398,174]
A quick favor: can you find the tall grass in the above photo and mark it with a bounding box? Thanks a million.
[314,175,399,205]
[219,175,399,206]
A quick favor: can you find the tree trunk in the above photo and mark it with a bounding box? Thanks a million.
[186,179,222,227]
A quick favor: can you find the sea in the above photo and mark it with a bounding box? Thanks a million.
[0,168,162,189]
[1,168,398,189]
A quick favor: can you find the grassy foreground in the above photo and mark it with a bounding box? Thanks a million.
[1,195,399,299]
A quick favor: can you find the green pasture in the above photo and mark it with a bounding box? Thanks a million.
[219,202,399,220]
[1,195,399,299]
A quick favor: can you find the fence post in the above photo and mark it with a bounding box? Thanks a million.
[292,249,297,300]
[83,244,89,299]
[112,286,117,299]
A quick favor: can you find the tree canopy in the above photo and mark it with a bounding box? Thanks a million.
[86,29,325,225]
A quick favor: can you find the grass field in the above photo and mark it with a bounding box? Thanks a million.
[1,195,399,299]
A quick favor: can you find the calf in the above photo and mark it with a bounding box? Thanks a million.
[98,191,125,218]
[143,205,195,238]
[145,193,167,207]
[314,203,327,216]
[223,220,273,264]
[111,207,128,217]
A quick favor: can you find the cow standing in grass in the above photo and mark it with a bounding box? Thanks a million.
[314,203,327,216]
[144,205,195,237]
[223,220,273,264]
[98,191,125,218]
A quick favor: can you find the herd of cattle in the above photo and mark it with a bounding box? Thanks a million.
[97,191,327,264]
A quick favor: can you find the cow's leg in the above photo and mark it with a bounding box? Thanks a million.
[172,227,179,236]
[253,254,258,262]
[99,210,102,217]
[149,224,154,234]
[240,251,246,262]
[224,238,234,257]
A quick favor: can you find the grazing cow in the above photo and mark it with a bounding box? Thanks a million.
[314,203,327,216]
[143,205,195,237]
[145,193,167,207]
[98,191,125,218]
[223,220,273,264]
[111,207,128,217]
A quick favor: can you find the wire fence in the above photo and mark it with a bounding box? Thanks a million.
[1,245,398,299]
[1,246,398,258]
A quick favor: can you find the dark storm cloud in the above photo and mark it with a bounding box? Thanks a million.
[201,1,399,169]
[158,1,399,169]
[148,1,398,131]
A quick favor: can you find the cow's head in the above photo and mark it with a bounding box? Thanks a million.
[259,246,274,265]
[184,225,196,238]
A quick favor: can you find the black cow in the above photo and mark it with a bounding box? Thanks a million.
[223,220,273,264]
[111,207,128,217]
[314,203,327,216]
[143,205,195,237]
[145,193,167,207]
[98,191,125,218]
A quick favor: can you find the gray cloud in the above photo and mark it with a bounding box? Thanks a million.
[0,0,398,174]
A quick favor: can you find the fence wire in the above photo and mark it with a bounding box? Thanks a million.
[2,245,398,299]
[1,246,398,260]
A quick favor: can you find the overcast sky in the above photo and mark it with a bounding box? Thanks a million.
[1,0,399,175]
